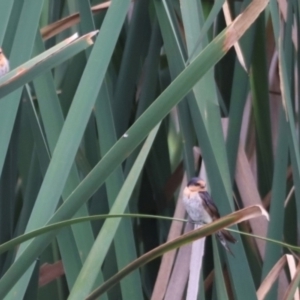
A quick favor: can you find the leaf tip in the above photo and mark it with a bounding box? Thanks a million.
[256,204,270,221]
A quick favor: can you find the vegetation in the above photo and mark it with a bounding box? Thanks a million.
[0,0,298,299]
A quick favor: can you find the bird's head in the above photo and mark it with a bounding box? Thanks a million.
[187,177,207,192]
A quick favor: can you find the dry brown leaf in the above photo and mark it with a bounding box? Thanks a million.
[222,1,247,71]
[151,176,187,300]
[224,0,269,51]
[257,255,288,300]
[235,144,268,257]
[163,162,184,203]
[39,261,65,287]
[186,235,205,300]
[162,151,201,300]
[41,2,110,40]
[284,256,300,300]
[227,204,269,224]
[164,222,193,300]
[0,31,97,89]
[153,150,201,300]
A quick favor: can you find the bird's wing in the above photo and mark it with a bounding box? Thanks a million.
[221,229,237,243]
[200,191,220,220]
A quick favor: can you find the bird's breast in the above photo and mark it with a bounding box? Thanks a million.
[183,188,213,224]
[0,57,9,76]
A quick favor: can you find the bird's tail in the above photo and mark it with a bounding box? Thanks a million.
[216,230,236,256]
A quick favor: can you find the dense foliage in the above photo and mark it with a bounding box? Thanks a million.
[0,0,297,299]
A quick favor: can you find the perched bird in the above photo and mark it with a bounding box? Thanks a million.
[0,48,9,77]
[183,177,236,256]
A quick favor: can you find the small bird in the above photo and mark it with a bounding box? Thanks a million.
[0,48,9,77]
[183,177,236,255]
